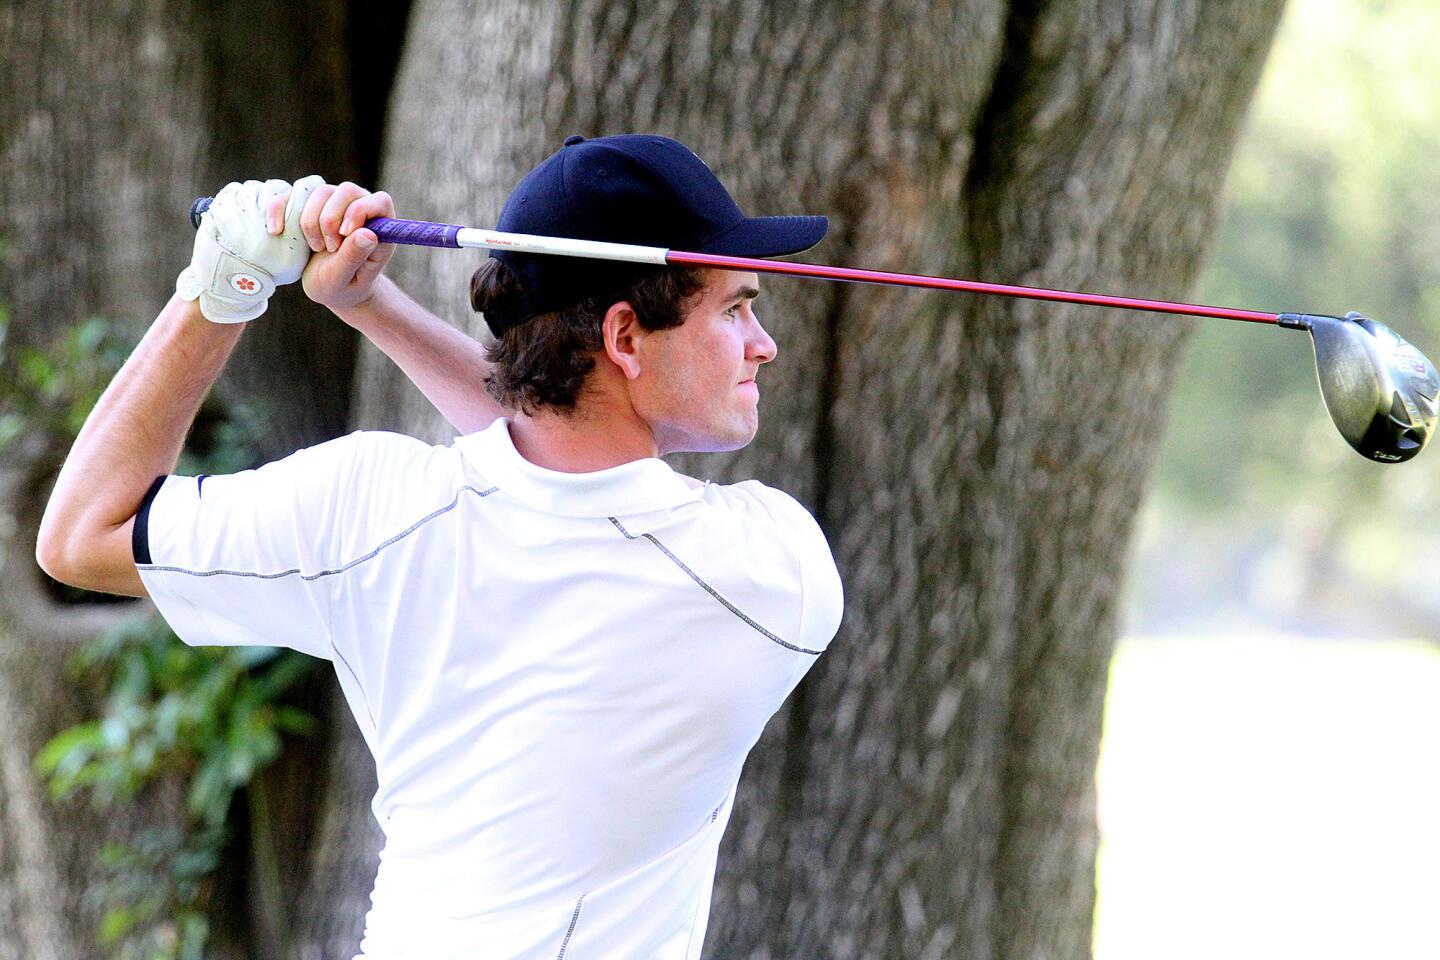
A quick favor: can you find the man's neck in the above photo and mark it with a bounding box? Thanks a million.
[506,404,660,474]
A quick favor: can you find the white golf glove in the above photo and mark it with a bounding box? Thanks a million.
[176,175,326,323]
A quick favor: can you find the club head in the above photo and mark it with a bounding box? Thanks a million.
[1296,312,1439,463]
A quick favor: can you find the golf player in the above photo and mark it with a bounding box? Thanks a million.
[37,134,843,958]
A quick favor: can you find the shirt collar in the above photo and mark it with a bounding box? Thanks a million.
[455,419,703,518]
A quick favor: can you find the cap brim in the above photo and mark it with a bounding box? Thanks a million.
[698,215,828,258]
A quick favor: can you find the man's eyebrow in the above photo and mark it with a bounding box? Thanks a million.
[723,285,760,303]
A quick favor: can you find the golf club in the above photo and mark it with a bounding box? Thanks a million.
[191,199,1440,463]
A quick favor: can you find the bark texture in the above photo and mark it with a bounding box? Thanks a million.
[2,0,1284,956]
[0,4,209,956]
[363,1,1286,957]
[0,1,395,956]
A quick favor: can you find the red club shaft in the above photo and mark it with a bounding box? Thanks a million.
[666,250,1280,325]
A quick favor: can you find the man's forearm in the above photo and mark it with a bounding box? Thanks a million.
[37,295,244,596]
[335,276,509,435]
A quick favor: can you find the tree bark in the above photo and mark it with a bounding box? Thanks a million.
[0,1,398,956]
[0,4,209,955]
[363,1,1286,957]
[3,0,1284,955]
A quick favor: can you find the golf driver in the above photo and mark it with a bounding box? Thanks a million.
[190,199,1440,463]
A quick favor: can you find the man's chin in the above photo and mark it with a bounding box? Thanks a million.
[660,421,758,456]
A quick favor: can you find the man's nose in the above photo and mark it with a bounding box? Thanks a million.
[748,313,777,364]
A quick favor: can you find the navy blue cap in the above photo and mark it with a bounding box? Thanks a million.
[484,134,827,336]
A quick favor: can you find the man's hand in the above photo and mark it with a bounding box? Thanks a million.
[178,178,320,323]
[265,180,510,434]
[264,181,397,314]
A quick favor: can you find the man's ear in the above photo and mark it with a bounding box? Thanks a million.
[602,301,646,380]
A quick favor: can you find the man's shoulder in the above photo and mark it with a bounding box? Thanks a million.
[308,429,463,478]
[324,428,447,459]
[265,430,472,529]
[699,478,843,648]
[701,479,828,548]
[703,476,805,511]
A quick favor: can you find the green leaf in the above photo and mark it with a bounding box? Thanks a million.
[273,705,317,736]
[74,317,107,354]
[0,413,24,454]
[152,694,184,747]
[248,727,282,771]
[18,349,54,392]
[34,721,104,775]
[98,906,135,946]
[187,755,231,827]
[100,714,132,752]
[111,676,148,714]
[129,740,157,776]
[171,842,221,880]
[178,912,210,960]
[250,650,319,700]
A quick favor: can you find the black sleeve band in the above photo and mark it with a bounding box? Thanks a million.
[131,476,168,565]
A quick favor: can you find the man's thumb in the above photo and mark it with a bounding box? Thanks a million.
[333,230,377,280]
[351,229,378,256]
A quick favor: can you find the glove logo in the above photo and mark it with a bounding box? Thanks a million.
[228,273,260,296]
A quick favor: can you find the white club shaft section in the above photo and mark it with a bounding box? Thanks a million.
[453,228,670,265]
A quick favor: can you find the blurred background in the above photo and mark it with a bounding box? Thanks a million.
[2,0,1434,956]
[1100,0,1440,956]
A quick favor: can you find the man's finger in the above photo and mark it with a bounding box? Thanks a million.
[339,191,396,237]
[300,184,338,253]
[236,180,264,214]
[285,175,326,239]
[266,193,289,235]
[355,228,394,267]
[335,229,380,278]
[259,179,290,223]
[319,182,366,254]
[350,230,393,290]
[354,254,389,290]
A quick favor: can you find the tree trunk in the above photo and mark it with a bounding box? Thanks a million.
[0,4,208,955]
[0,1,399,956]
[3,0,1284,955]
[361,1,1286,957]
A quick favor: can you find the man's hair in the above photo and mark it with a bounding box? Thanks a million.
[471,260,706,415]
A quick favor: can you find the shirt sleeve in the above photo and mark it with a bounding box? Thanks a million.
[134,431,416,660]
[734,481,845,655]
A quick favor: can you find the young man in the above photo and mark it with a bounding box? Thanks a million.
[37,135,842,959]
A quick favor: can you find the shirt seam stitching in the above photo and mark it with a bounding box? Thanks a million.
[140,484,500,735]
[135,485,499,581]
[331,646,378,732]
[607,517,821,655]
[556,894,585,960]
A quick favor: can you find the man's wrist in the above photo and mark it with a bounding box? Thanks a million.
[161,294,247,360]
[331,275,400,333]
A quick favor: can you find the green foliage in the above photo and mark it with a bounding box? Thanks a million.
[1143,0,1440,626]
[3,308,315,959]
[89,826,216,960]
[37,616,318,820]
[36,615,320,960]
[0,311,267,474]
[0,311,131,457]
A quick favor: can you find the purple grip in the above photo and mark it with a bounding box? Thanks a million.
[366,217,462,248]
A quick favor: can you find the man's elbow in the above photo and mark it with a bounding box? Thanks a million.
[34,515,144,598]
[35,521,89,588]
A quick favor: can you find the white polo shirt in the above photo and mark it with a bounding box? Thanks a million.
[134,418,843,959]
